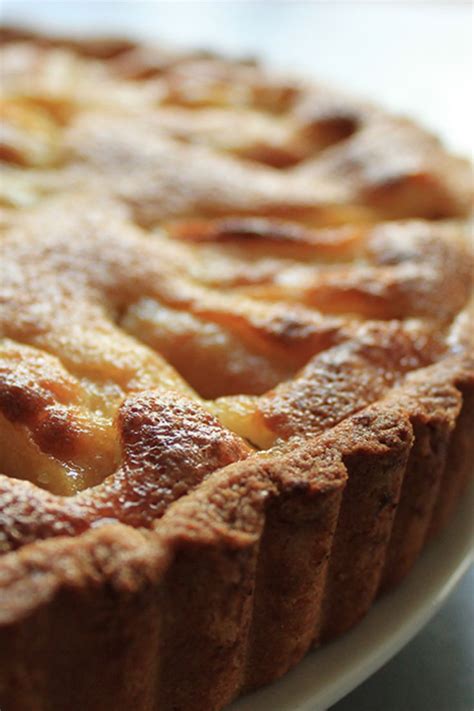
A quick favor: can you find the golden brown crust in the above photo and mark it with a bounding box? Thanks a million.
[1,362,472,711]
[0,27,473,711]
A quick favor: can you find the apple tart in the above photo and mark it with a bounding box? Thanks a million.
[0,27,473,711]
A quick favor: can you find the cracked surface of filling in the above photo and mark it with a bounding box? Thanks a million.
[0,28,473,711]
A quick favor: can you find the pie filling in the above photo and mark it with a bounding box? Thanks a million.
[0,31,472,556]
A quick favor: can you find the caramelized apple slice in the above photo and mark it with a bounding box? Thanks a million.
[0,391,251,552]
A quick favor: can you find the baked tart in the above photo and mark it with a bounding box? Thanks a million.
[0,27,473,711]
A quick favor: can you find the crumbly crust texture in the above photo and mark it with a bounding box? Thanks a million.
[0,27,473,711]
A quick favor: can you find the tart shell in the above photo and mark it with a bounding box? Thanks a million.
[1,356,472,711]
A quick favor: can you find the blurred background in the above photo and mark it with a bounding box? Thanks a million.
[1,2,472,710]
[1,0,473,156]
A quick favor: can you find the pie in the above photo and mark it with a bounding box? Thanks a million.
[0,27,472,711]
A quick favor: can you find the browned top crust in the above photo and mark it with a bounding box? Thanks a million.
[0,29,473,591]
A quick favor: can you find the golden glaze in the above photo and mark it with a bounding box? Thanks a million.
[0,29,473,530]
[0,192,471,502]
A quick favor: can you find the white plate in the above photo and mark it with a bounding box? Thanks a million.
[230,481,474,711]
